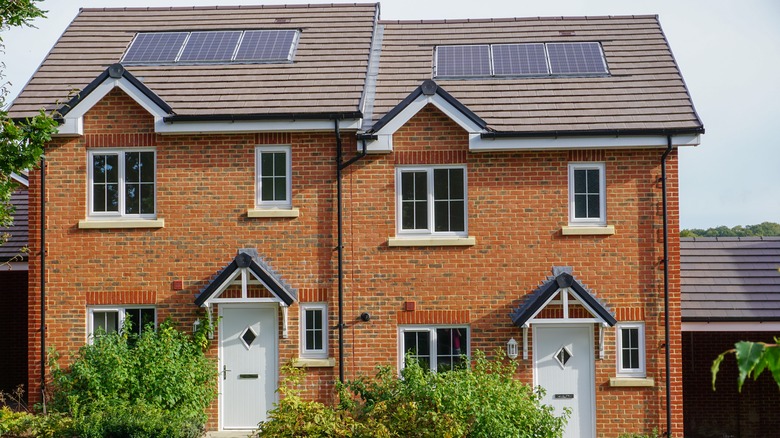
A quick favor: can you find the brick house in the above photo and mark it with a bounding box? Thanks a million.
[8,4,704,436]
[681,237,780,437]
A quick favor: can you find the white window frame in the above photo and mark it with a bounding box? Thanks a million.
[87,306,156,342]
[616,322,646,377]
[299,303,328,359]
[255,145,292,209]
[398,325,470,372]
[568,162,606,226]
[87,148,157,219]
[395,165,468,237]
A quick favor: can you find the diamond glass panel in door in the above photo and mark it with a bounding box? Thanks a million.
[621,327,640,370]
[178,31,242,63]
[241,326,258,350]
[124,151,155,215]
[547,42,608,75]
[573,168,600,219]
[92,154,119,213]
[260,152,288,203]
[433,168,465,232]
[555,345,573,368]
[403,331,431,369]
[492,43,548,76]
[436,328,466,372]
[435,45,491,77]
[401,171,428,231]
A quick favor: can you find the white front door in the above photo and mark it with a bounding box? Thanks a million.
[220,305,278,430]
[534,325,595,438]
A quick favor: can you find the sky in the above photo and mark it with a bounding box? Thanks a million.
[1,0,778,230]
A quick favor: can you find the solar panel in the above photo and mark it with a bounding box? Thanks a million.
[122,32,188,64]
[547,42,607,75]
[235,30,298,62]
[435,45,491,78]
[178,31,242,62]
[492,43,548,76]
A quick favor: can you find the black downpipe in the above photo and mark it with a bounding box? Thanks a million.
[40,156,46,413]
[335,120,367,383]
[661,137,673,436]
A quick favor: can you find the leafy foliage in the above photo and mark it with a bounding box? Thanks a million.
[712,337,780,392]
[257,351,567,438]
[681,222,780,238]
[47,319,217,438]
[0,0,58,232]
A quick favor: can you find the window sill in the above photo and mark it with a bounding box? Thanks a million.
[78,219,165,229]
[561,225,615,236]
[388,236,476,247]
[292,357,336,368]
[247,208,300,218]
[609,377,654,387]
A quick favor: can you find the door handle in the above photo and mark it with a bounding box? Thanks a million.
[222,365,232,380]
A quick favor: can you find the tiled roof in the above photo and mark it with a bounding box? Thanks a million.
[681,237,780,322]
[0,187,29,262]
[373,15,703,133]
[9,3,379,119]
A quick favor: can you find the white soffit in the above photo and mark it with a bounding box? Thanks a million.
[469,133,701,151]
[682,321,780,332]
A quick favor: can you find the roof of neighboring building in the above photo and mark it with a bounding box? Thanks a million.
[0,187,29,262]
[8,3,379,119]
[681,237,780,322]
[373,15,703,134]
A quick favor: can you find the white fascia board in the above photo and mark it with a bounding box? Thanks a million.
[155,117,362,135]
[682,321,780,332]
[55,77,170,136]
[469,133,701,151]
[362,93,484,154]
[1,261,28,271]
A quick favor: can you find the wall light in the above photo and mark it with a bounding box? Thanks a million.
[507,338,519,359]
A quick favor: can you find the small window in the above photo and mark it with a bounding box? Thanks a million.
[617,323,645,377]
[399,326,469,372]
[256,146,292,209]
[568,162,606,226]
[88,306,156,341]
[396,166,467,237]
[300,303,328,358]
[88,149,156,219]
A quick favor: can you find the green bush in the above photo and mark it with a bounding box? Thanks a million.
[48,319,217,437]
[257,351,567,438]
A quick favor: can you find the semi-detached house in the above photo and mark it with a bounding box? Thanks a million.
[8,3,704,436]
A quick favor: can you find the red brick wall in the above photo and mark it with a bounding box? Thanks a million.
[29,93,682,436]
[1,270,28,396]
[683,331,780,438]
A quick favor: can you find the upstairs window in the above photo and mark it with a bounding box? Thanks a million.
[256,146,292,209]
[435,42,608,78]
[568,162,606,226]
[122,29,300,65]
[396,166,467,237]
[89,149,156,219]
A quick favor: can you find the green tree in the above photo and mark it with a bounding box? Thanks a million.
[681,222,780,238]
[712,338,780,392]
[0,0,58,232]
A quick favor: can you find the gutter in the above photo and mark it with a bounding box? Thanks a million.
[335,120,367,383]
[163,111,363,124]
[661,136,673,436]
[480,126,705,139]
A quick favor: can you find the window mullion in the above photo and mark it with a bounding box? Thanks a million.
[427,169,435,233]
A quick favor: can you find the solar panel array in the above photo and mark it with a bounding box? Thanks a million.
[434,42,608,78]
[122,29,299,64]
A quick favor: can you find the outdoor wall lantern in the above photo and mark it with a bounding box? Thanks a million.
[507,338,519,359]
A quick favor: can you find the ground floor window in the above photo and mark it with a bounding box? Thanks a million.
[616,322,645,377]
[88,306,156,341]
[299,302,328,358]
[399,326,469,372]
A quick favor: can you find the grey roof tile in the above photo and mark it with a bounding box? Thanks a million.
[681,237,780,321]
[0,187,28,262]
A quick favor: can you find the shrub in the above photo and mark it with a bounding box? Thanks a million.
[48,319,216,438]
[257,350,567,438]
